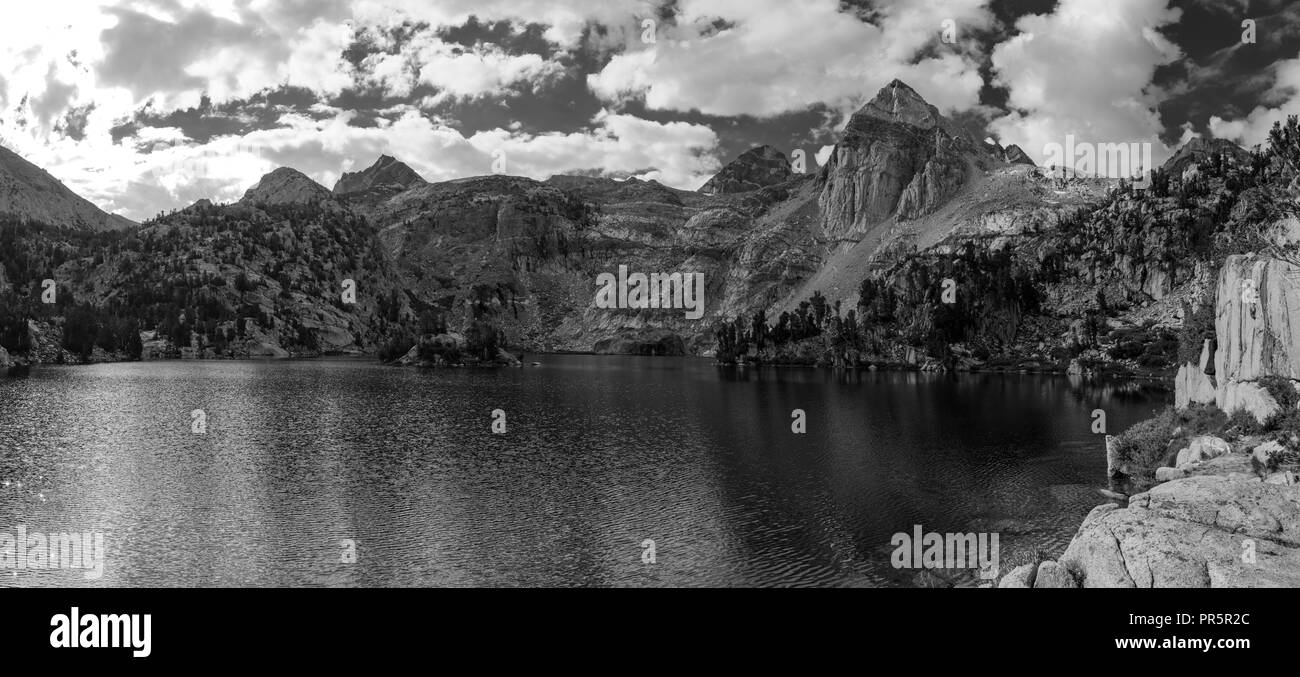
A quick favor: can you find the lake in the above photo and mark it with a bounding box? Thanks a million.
[0,356,1168,587]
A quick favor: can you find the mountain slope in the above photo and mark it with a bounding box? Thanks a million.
[0,145,133,231]
[8,79,1276,369]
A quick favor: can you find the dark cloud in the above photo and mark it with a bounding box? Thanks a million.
[54,103,95,141]
[124,88,323,145]
[1156,0,1300,141]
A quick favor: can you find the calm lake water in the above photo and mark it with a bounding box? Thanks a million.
[0,356,1168,587]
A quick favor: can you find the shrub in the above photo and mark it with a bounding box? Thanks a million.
[1110,407,1178,479]
[1175,403,1227,436]
[1258,375,1299,412]
[1225,408,1264,436]
[1108,340,1145,361]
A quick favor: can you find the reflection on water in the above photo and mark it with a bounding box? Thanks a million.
[0,356,1168,587]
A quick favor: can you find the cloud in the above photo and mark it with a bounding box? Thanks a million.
[96,3,355,110]
[586,0,994,120]
[356,28,566,103]
[471,110,720,186]
[351,0,653,48]
[1209,56,1300,147]
[987,0,1184,172]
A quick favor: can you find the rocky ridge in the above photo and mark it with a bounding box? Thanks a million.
[334,155,427,196]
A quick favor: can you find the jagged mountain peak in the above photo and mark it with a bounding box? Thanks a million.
[240,167,333,206]
[699,145,794,195]
[857,79,950,131]
[334,155,426,196]
[0,144,134,231]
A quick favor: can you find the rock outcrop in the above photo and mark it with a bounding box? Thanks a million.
[1213,254,1300,421]
[1057,476,1300,587]
[1020,247,1300,588]
[1004,465,1300,588]
[1175,339,1217,408]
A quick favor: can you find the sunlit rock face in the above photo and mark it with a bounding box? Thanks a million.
[1214,255,1300,421]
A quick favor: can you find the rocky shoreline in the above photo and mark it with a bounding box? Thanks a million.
[1001,438,1300,588]
[1001,253,1300,588]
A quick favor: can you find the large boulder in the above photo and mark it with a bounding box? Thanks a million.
[1142,475,1300,546]
[1032,561,1077,588]
[0,346,11,369]
[1058,477,1300,587]
[997,564,1037,588]
[245,341,291,359]
[1175,435,1231,468]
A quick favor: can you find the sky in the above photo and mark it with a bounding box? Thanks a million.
[0,0,1298,221]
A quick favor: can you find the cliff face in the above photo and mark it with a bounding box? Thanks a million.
[365,169,820,353]
[1031,234,1300,589]
[1213,254,1300,421]
[818,80,991,239]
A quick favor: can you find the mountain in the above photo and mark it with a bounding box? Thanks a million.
[0,81,1083,363]
[8,78,1294,375]
[699,146,794,195]
[334,155,426,196]
[1161,136,1252,176]
[240,167,334,206]
[0,144,134,231]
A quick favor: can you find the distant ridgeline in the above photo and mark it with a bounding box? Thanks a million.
[3,81,1300,372]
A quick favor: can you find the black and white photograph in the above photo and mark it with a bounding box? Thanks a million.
[1,0,1297,661]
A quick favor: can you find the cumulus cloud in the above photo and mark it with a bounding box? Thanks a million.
[1209,56,1300,147]
[2,0,1258,222]
[987,0,1183,173]
[357,29,565,103]
[587,0,994,120]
